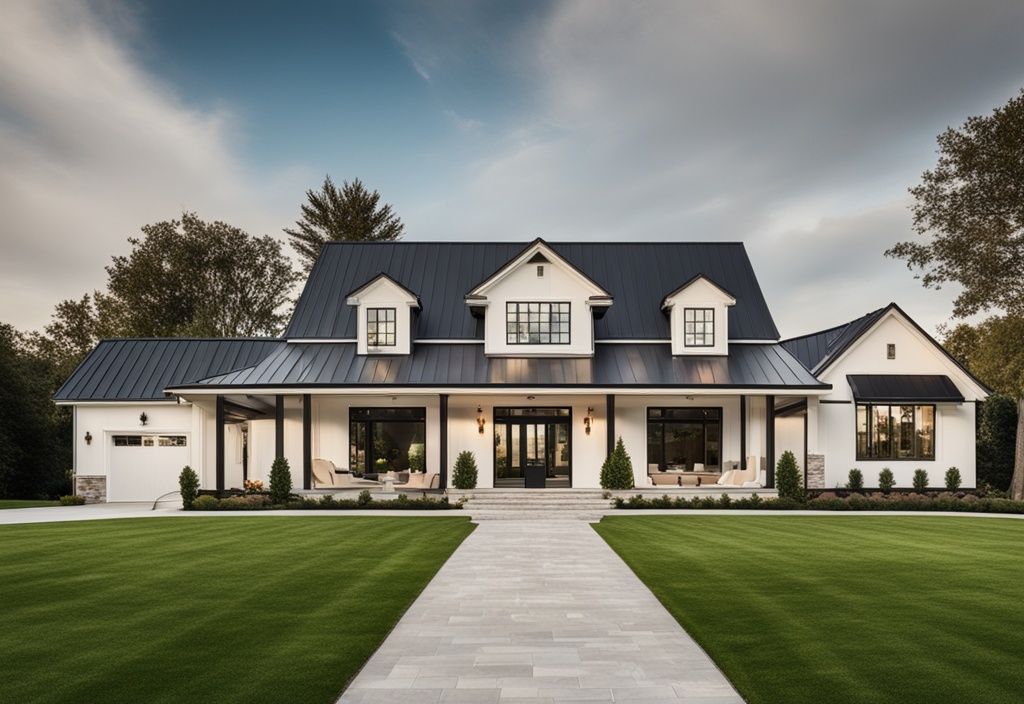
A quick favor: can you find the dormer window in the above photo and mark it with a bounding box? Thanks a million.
[683,308,714,347]
[506,302,570,344]
[367,308,396,346]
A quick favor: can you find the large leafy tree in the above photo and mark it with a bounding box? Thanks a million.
[887,89,1024,499]
[285,176,403,272]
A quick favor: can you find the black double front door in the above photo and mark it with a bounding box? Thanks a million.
[494,408,571,488]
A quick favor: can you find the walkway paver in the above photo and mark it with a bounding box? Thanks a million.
[338,520,742,703]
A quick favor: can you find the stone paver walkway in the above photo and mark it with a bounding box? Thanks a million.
[339,520,742,703]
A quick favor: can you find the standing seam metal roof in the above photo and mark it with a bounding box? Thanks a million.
[284,242,780,340]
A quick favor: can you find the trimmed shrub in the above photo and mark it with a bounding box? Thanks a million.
[219,495,270,510]
[192,495,220,511]
[945,466,962,491]
[846,468,864,492]
[269,457,292,504]
[878,468,895,493]
[912,468,929,492]
[775,450,803,501]
[357,489,372,507]
[59,495,85,506]
[600,437,635,490]
[179,466,199,509]
[452,451,478,490]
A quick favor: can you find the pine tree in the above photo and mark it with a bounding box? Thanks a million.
[285,176,404,271]
[269,457,292,504]
[452,451,478,490]
[600,437,634,490]
[775,451,803,501]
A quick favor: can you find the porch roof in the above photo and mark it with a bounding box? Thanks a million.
[167,342,828,392]
[847,374,965,403]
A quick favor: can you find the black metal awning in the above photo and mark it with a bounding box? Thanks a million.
[847,374,964,403]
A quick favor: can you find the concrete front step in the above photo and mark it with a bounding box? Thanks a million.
[470,512,608,521]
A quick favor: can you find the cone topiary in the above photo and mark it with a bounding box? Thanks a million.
[269,457,293,504]
[179,465,199,509]
[452,451,478,490]
[775,450,804,501]
[600,437,634,490]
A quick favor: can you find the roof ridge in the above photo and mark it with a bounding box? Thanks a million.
[320,240,750,246]
[95,337,281,342]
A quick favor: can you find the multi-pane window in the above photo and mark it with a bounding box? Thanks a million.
[646,407,722,472]
[683,308,714,347]
[505,302,570,344]
[366,307,396,346]
[856,404,934,460]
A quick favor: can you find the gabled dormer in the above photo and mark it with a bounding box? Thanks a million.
[465,238,613,357]
[661,275,735,356]
[346,273,421,355]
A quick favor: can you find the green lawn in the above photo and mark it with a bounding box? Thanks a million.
[0,516,474,704]
[595,516,1024,704]
[0,500,59,509]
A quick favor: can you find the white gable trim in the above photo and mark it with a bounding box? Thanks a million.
[466,239,611,299]
[819,306,989,400]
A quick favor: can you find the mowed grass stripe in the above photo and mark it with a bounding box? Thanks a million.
[0,516,474,704]
[594,516,1024,704]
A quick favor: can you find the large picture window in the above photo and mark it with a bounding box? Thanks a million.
[856,404,934,460]
[647,407,721,472]
[683,308,714,347]
[506,302,570,344]
[366,307,396,346]
[349,407,425,474]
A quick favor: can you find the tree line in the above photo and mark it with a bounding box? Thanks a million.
[0,177,402,499]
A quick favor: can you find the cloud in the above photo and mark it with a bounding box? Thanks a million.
[402,0,1024,334]
[0,0,294,331]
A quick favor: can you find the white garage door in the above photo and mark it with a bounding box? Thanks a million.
[108,434,190,502]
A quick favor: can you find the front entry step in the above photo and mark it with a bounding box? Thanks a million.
[447,489,615,521]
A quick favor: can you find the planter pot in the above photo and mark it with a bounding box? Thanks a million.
[524,466,546,488]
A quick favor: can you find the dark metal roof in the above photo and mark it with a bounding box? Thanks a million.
[54,339,280,402]
[781,307,886,372]
[285,241,780,340]
[847,375,965,403]
[170,342,826,390]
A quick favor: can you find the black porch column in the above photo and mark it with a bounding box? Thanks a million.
[215,395,225,492]
[438,394,449,490]
[766,394,776,488]
[275,394,285,459]
[739,395,746,468]
[302,394,312,490]
[606,394,615,458]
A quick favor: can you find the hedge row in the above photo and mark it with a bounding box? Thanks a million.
[190,490,461,511]
[613,492,1024,514]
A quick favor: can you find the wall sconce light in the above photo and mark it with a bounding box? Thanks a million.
[584,407,594,435]
[139,412,149,426]
[84,431,93,446]
[477,406,486,435]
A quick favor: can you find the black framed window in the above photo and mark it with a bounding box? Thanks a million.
[683,308,714,347]
[350,407,426,473]
[505,302,570,344]
[646,407,721,471]
[367,307,396,346]
[856,403,934,460]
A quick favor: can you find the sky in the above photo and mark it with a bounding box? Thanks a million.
[2,0,1023,338]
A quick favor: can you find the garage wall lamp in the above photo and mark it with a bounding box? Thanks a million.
[139,412,149,426]
[84,431,93,446]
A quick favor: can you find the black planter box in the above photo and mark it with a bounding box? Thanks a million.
[524,466,546,488]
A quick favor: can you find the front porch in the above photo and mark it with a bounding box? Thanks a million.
[193,390,824,494]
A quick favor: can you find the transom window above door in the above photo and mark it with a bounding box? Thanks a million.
[683,308,714,347]
[506,302,571,344]
[366,307,396,346]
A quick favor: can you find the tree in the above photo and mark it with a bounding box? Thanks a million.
[775,451,803,501]
[0,324,69,498]
[977,394,1018,491]
[102,213,298,337]
[887,89,1024,499]
[269,457,292,504]
[285,176,404,271]
[600,437,634,490]
[179,466,199,510]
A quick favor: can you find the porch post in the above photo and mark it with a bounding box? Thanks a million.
[766,394,776,488]
[438,394,448,490]
[275,394,285,459]
[606,394,615,457]
[739,395,746,468]
[302,394,312,490]
[215,395,225,492]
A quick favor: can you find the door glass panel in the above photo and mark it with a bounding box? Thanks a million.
[510,426,520,469]
[495,422,507,474]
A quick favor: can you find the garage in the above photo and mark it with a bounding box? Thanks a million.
[107,434,190,502]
